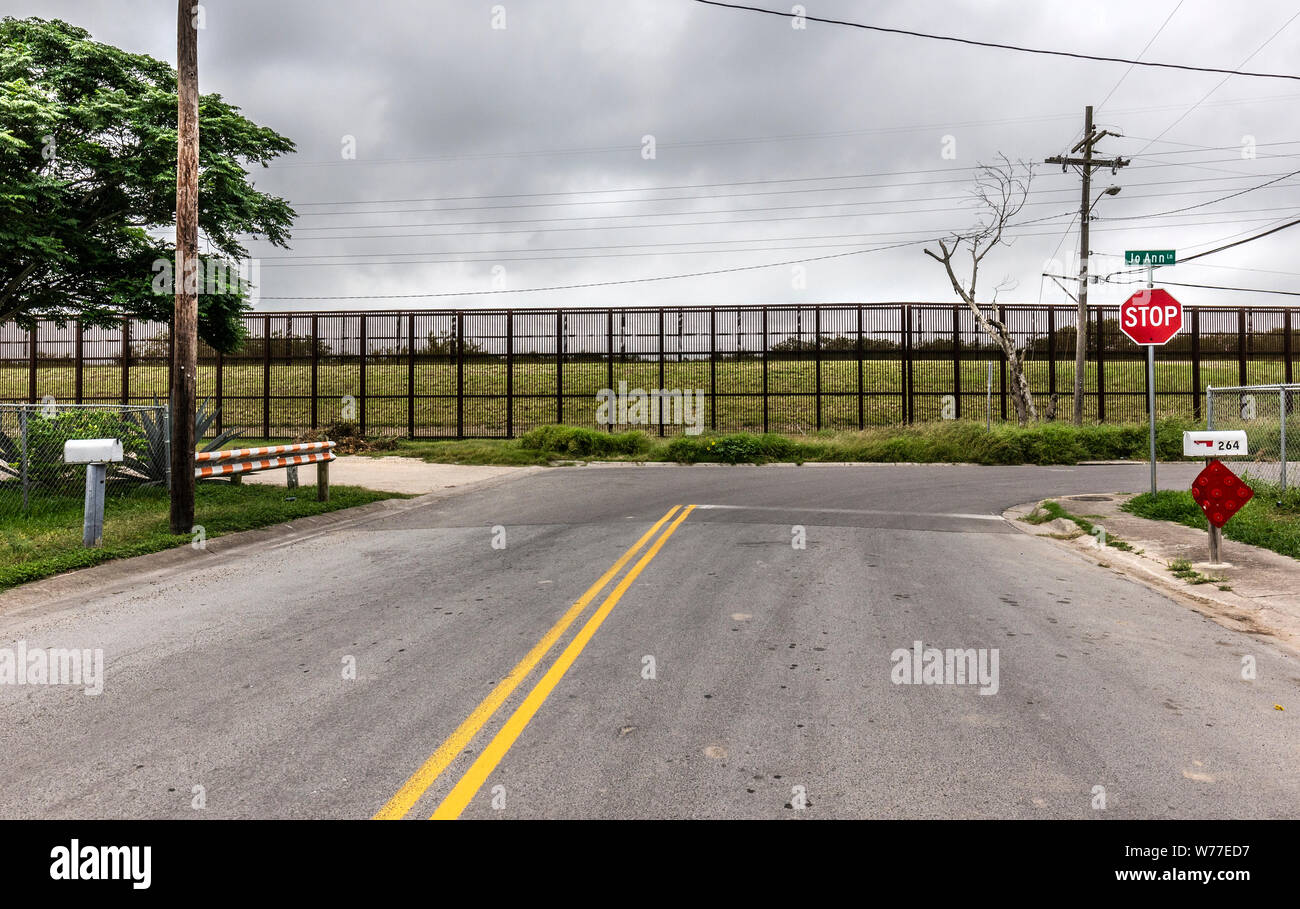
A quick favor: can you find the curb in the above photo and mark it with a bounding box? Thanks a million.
[1003,496,1297,652]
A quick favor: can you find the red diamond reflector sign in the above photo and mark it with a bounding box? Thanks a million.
[1191,459,1254,528]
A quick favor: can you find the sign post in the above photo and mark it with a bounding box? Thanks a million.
[1120,260,1183,497]
[1184,435,1252,565]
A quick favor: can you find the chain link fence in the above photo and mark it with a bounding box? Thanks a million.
[0,403,169,518]
[1206,384,1297,490]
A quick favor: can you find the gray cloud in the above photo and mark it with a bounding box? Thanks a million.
[11,0,1300,311]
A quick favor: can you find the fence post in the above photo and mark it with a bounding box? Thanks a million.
[952,304,962,419]
[814,306,822,431]
[456,311,465,438]
[20,407,29,513]
[556,310,563,425]
[121,318,130,404]
[262,314,271,439]
[358,314,367,437]
[709,307,717,432]
[606,308,614,432]
[1279,387,1288,492]
[857,304,865,430]
[215,346,223,435]
[997,304,1007,422]
[903,304,913,424]
[74,321,84,404]
[310,314,319,431]
[1096,306,1106,422]
[659,308,666,437]
[1238,309,1247,385]
[28,326,38,403]
[505,310,513,439]
[1047,305,1056,411]
[1285,308,1294,385]
[1192,308,1202,421]
[762,306,769,434]
[409,312,417,439]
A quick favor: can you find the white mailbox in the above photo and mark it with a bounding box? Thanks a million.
[1183,430,1249,458]
[64,438,124,464]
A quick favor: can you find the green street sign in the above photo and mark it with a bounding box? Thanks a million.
[1125,249,1176,265]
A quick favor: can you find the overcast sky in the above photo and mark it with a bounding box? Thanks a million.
[12,0,1300,311]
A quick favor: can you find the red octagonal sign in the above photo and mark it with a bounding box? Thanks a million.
[1120,287,1184,346]
[1191,459,1254,528]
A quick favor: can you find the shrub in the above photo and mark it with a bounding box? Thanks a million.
[519,425,651,457]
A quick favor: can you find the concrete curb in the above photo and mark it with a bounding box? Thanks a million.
[1003,495,1299,653]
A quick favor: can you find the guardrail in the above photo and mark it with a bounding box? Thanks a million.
[195,441,335,501]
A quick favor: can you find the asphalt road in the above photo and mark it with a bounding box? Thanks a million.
[1,462,1297,819]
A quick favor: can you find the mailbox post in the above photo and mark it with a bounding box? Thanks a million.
[64,439,124,548]
[1183,429,1250,566]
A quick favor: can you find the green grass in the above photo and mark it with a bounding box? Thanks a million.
[1025,500,1137,551]
[13,355,1283,436]
[0,482,403,590]
[1166,558,1225,585]
[1123,484,1300,562]
[350,419,1194,467]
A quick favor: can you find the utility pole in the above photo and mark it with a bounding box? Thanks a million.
[1046,105,1129,425]
[171,0,198,533]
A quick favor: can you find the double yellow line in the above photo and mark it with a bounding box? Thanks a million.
[374,503,695,820]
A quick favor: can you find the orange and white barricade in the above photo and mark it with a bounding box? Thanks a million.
[194,441,336,501]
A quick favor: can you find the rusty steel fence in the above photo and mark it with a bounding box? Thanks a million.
[1,303,1295,439]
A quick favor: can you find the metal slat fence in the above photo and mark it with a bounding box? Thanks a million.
[3,304,1295,439]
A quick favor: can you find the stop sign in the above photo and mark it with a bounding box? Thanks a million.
[1120,288,1183,346]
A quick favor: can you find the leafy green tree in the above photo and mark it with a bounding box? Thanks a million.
[0,16,295,351]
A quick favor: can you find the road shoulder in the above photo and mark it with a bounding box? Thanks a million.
[1004,492,1300,652]
[0,465,539,616]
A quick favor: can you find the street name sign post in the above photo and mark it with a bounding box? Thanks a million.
[1119,262,1184,496]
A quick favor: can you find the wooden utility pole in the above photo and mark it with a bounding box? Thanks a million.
[1046,105,1128,425]
[171,0,198,533]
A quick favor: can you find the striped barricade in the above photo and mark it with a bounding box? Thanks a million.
[195,441,336,501]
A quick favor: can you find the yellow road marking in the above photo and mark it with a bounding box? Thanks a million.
[431,504,696,819]
[372,505,682,820]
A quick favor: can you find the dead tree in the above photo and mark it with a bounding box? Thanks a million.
[924,156,1038,425]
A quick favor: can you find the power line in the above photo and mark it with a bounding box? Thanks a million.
[291,161,1300,219]
[1099,215,1300,282]
[259,238,931,300]
[282,147,1300,212]
[1095,168,1300,220]
[258,211,1298,296]
[692,0,1300,80]
[1097,0,1186,111]
[1131,10,1300,156]
[1110,278,1300,297]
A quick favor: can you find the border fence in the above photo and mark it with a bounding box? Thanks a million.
[2,303,1295,440]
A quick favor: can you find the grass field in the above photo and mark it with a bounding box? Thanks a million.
[1123,484,1300,562]
[0,481,402,589]
[7,355,1291,437]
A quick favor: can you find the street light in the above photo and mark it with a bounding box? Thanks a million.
[1089,185,1122,216]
